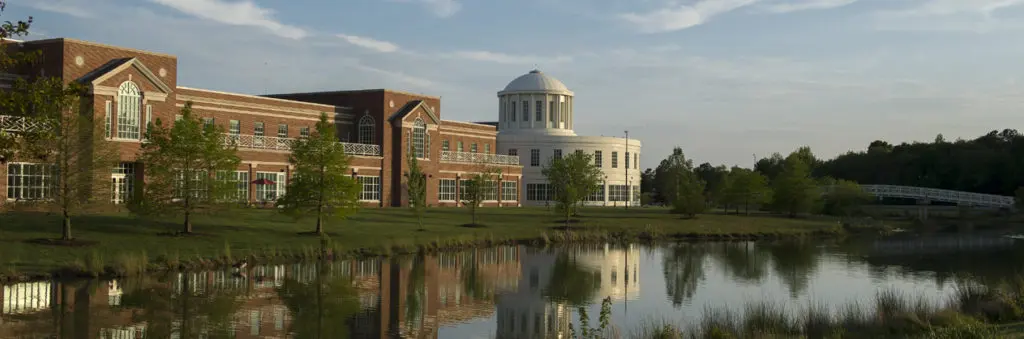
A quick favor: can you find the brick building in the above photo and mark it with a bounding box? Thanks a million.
[0,38,522,207]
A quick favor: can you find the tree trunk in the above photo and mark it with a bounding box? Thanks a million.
[183,211,193,234]
[315,213,323,235]
[62,211,72,241]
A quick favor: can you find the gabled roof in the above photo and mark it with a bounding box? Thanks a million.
[388,100,440,125]
[76,57,173,94]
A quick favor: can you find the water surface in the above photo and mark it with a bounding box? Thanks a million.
[2,235,1022,338]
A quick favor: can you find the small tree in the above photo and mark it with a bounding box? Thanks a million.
[131,102,241,234]
[460,167,500,226]
[669,166,706,218]
[277,113,361,235]
[406,153,427,230]
[0,3,37,163]
[822,179,872,216]
[723,167,771,215]
[5,78,118,240]
[542,151,602,227]
[770,151,817,218]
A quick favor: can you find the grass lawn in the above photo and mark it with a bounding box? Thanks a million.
[0,206,841,280]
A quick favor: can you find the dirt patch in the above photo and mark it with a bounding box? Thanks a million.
[550,219,584,224]
[25,238,99,247]
[459,223,487,228]
[155,231,215,238]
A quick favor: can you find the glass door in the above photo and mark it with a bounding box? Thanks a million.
[111,174,127,204]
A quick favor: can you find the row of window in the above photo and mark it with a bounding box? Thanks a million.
[441,140,492,154]
[505,98,569,126]
[214,118,310,139]
[524,183,639,202]
[519,148,639,169]
[437,179,518,202]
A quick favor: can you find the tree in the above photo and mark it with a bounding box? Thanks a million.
[754,152,785,182]
[770,151,818,217]
[0,2,37,162]
[2,78,118,240]
[723,167,771,215]
[131,102,240,234]
[406,153,427,230]
[460,167,501,226]
[542,151,602,226]
[695,162,730,208]
[277,113,360,235]
[822,179,873,216]
[656,148,706,218]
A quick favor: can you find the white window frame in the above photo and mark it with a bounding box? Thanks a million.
[412,119,426,159]
[612,152,619,168]
[6,162,55,201]
[530,149,540,167]
[255,172,285,203]
[595,151,603,168]
[115,81,141,140]
[438,179,457,202]
[358,115,375,145]
[277,124,288,138]
[358,176,381,201]
[299,126,310,138]
[501,181,517,202]
[104,100,112,138]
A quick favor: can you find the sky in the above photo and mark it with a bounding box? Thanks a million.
[9,0,1024,169]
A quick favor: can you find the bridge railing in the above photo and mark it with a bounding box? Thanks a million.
[826,184,1015,208]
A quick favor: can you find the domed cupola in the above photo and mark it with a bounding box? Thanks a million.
[496,70,576,136]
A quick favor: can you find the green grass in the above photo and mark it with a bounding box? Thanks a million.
[0,206,842,280]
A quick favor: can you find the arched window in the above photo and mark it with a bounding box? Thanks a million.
[116,81,141,139]
[358,115,374,144]
[412,118,426,159]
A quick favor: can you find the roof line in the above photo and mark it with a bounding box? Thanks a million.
[177,86,347,110]
[269,88,441,100]
[24,37,178,58]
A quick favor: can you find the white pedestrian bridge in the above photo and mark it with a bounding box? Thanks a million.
[829,184,1015,209]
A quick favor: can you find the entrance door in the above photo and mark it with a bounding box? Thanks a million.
[111,174,127,204]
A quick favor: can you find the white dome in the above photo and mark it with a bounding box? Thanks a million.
[500,70,572,94]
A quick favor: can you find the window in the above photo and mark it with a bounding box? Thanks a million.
[612,151,619,168]
[411,119,427,158]
[530,149,540,167]
[175,114,183,122]
[485,144,491,154]
[458,179,470,200]
[634,153,639,169]
[575,149,584,156]
[116,81,141,139]
[358,115,374,144]
[508,148,518,156]
[104,100,112,138]
[6,163,54,200]
[144,105,153,138]
[553,149,562,160]
[522,100,529,121]
[111,163,135,204]
[300,127,310,138]
[216,170,249,202]
[502,181,518,201]
[482,181,498,201]
[457,141,464,152]
[526,183,552,201]
[358,176,381,201]
[595,151,603,167]
[510,101,516,121]
[549,101,555,125]
[442,140,450,152]
[203,118,214,128]
[535,101,542,121]
[277,124,288,138]
[438,179,457,201]
[255,172,285,202]
[174,170,210,201]
[471,143,478,153]
[609,185,629,201]
[633,185,641,202]
[586,185,605,202]
[254,122,264,136]
[228,120,240,135]
[626,152,630,169]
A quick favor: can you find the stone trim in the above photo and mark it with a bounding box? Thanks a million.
[177,86,343,111]
[176,93,353,119]
[90,58,174,94]
[178,103,353,124]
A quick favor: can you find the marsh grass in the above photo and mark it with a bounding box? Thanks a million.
[627,284,1024,339]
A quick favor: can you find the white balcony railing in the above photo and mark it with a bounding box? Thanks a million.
[0,115,52,133]
[223,133,381,156]
[439,151,520,166]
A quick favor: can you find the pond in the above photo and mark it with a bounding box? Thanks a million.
[2,235,1023,338]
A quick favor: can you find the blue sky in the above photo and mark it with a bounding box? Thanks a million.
[10,0,1024,169]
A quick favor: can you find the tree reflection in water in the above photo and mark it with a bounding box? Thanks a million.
[119,272,243,338]
[544,248,600,306]
[766,240,820,298]
[711,242,770,284]
[662,243,708,307]
[275,261,362,339]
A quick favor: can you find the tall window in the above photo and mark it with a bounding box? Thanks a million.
[254,172,285,202]
[535,101,542,122]
[254,122,264,136]
[358,176,381,201]
[471,143,478,153]
[485,144,491,154]
[358,115,374,145]
[626,152,630,169]
[482,181,499,201]
[595,151,603,167]
[548,101,555,126]
[553,149,562,160]
[442,140,450,152]
[438,179,457,201]
[530,149,540,167]
[510,101,516,121]
[277,124,288,138]
[412,119,426,159]
[457,141,464,152]
[217,170,249,202]
[612,152,619,168]
[522,100,529,121]
[300,127,310,138]
[116,81,141,139]
[634,153,639,169]
[111,163,135,204]
[6,163,54,200]
[501,181,518,201]
[104,101,112,138]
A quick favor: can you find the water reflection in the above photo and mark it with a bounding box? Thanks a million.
[3,237,1024,338]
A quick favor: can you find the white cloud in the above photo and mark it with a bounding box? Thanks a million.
[388,0,462,18]
[148,0,307,39]
[337,34,400,53]
[762,0,856,13]
[618,0,760,33]
[871,0,1024,32]
[24,0,94,18]
[447,50,573,65]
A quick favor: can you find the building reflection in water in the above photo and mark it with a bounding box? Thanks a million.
[0,246,526,339]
